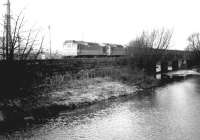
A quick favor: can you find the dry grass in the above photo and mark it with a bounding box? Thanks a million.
[38,66,158,93]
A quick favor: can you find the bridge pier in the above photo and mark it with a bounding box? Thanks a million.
[161,61,168,73]
[180,60,187,69]
[172,60,179,71]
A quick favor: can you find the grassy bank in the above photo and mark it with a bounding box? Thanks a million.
[0,57,128,99]
[0,66,159,123]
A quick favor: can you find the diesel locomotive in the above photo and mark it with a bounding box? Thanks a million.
[62,40,127,57]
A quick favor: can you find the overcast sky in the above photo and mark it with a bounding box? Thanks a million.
[1,0,200,51]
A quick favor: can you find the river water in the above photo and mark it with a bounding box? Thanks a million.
[2,78,200,140]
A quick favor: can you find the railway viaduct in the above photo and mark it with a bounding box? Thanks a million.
[157,49,190,73]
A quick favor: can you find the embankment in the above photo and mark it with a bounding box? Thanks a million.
[0,57,127,98]
[0,58,159,124]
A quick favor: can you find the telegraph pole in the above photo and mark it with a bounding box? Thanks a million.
[4,0,12,60]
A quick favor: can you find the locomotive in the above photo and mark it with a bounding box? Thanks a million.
[62,40,127,57]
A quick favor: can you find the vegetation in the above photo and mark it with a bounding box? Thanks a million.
[186,33,200,66]
[127,29,173,74]
[38,66,158,94]
[1,4,44,61]
[0,64,159,122]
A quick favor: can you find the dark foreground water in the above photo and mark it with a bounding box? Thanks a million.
[2,78,200,140]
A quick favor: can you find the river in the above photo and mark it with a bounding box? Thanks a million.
[1,77,200,140]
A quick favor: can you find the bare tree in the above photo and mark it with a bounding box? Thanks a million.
[127,29,173,73]
[1,11,44,61]
[186,33,200,65]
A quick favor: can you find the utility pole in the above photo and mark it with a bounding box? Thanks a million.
[4,0,12,60]
[48,25,52,59]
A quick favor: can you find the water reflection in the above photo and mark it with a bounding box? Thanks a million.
[2,78,200,140]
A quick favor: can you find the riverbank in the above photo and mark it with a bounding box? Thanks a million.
[0,67,159,124]
[3,77,200,140]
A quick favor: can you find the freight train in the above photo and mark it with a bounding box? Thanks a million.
[62,40,127,57]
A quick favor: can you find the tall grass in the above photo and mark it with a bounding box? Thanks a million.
[38,65,155,92]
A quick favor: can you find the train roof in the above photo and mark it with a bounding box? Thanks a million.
[63,40,126,48]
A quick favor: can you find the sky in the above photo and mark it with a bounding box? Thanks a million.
[1,0,200,52]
